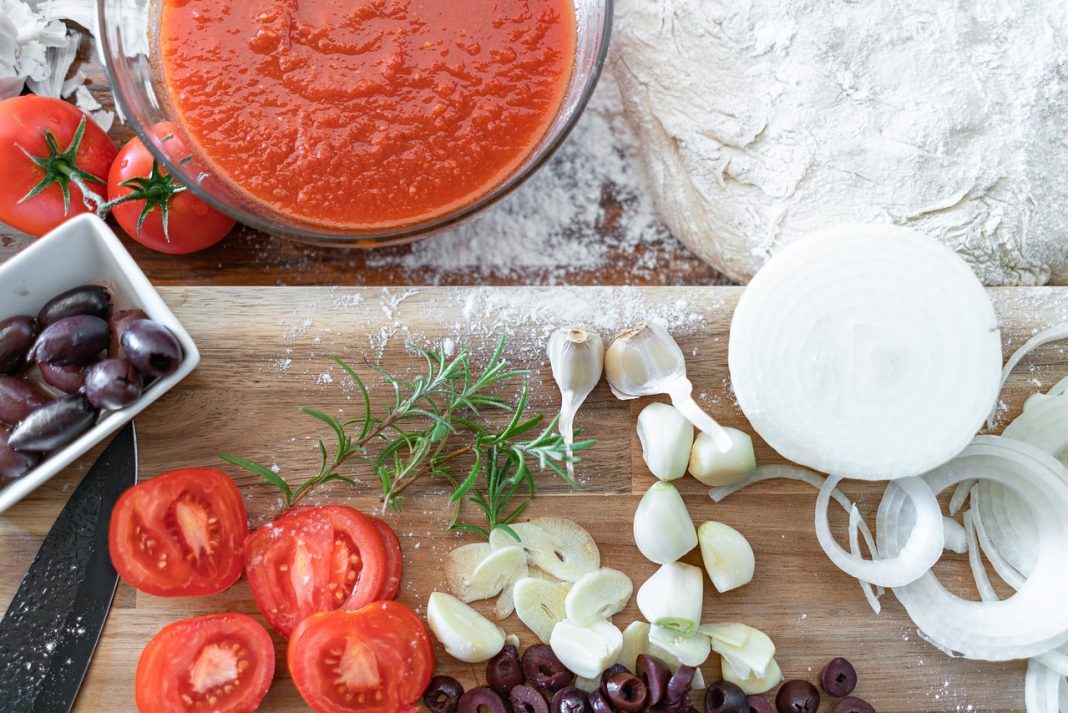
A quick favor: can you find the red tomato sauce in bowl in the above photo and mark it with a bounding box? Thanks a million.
[159,0,576,231]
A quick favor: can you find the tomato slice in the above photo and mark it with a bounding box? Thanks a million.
[136,613,274,713]
[288,602,434,713]
[244,505,387,638]
[109,467,248,596]
[371,517,402,600]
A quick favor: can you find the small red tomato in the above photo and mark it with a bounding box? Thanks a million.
[107,122,235,254]
[0,96,116,236]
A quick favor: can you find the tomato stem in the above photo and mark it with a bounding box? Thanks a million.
[16,116,107,215]
[96,159,187,243]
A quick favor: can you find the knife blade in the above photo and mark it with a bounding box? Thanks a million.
[0,421,137,713]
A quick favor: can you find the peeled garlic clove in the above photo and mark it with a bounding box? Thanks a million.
[618,620,651,671]
[605,322,732,451]
[637,402,694,480]
[636,562,703,635]
[633,481,698,564]
[427,591,506,663]
[549,619,624,679]
[564,568,634,626]
[701,623,776,678]
[514,577,570,643]
[688,428,756,486]
[445,542,493,601]
[648,625,712,667]
[698,521,755,593]
[549,327,604,479]
[721,656,782,695]
[527,517,601,581]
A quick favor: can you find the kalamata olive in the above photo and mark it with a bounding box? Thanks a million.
[521,645,573,694]
[424,675,465,713]
[636,654,671,706]
[832,696,875,713]
[605,672,646,713]
[37,285,111,327]
[121,319,182,377]
[488,645,525,694]
[458,687,509,713]
[38,363,86,393]
[551,687,590,713]
[0,376,51,426]
[819,657,857,697]
[510,685,549,713]
[587,689,615,713]
[84,359,142,410]
[774,680,819,713]
[7,394,97,452]
[665,665,696,711]
[0,316,37,374]
[32,315,109,366]
[108,308,147,358]
[0,426,39,483]
[599,664,629,695]
[704,681,747,713]
[746,696,773,713]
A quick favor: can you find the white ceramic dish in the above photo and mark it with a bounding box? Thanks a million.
[0,214,199,513]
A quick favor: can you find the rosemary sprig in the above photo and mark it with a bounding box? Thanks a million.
[221,337,594,533]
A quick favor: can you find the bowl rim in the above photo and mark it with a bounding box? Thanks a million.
[98,0,615,247]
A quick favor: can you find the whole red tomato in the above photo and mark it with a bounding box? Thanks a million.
[0,96,116,236]
[107,122,235,254]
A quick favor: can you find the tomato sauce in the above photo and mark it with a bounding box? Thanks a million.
[159,0,576,230]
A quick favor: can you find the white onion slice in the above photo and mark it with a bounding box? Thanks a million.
[816,475,942,588]
[971,485,1030,589]
[729,224,1002,481]
[1004,394,1068,465]
[1036,648,1068,678]
[942,516,967,555]
[948,479,975,516]
[848,506,883,614]
[989,322,1068,429]
[882,437,1068,660]
[962,509,998,603]
[1025,659,1064,713]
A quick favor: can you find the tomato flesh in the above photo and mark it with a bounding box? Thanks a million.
[289,602,434,713]
[244,505,387,638]
[136,613,274,713]
[371,517,402,600]
[109,467,248,597]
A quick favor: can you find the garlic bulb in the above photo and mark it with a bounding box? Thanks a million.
[605,322,731,451]
[637,402,694,480]
[548,327,604,478]
[633,481,698,564]
[688,428,756,486]
[636,562,703,635]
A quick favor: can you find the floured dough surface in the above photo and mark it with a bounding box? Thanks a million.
[613,0,1068,285]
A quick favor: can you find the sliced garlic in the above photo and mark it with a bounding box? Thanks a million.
[636,562,703,635]
[688,428,756,486]
[487,547,530,619]
[637,402,694,481]
[470,546,527,597]
[445,542,493,601]
[426,591,505,663]
[701,623,776,678]
[618,620,651,671]
[605,322,732,451]
[698,521,755,593]
[505,633,521,648]
[721,656,782,695]
[549,326,605,479]
[550,619,624,679]
[633,481,698,564]
[648,625,712,666]
[527,517,601,581]
[513,577,570,643]
[564,568,633,627]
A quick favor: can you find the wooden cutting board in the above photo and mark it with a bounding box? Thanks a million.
[3,286,1066,713]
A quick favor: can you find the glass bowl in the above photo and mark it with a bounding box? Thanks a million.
[98,0,613,248]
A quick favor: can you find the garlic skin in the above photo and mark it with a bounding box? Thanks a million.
[548,326,604,479]
[637,402,694,480]
[698,521,755,593]
[605,322,732,451]
[636,562,704,635]
[688,428,756,486]
[426,591,506,663]
[648,625,712,666]
[633,481,698,564]
[550,619,624,679]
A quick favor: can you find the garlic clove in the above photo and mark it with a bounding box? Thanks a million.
[648,625,712,666]
[505,633,521,648]
[549,326,605,480]
[445,542,493,601]
[549,619,624,679]
[633,481,698,564]
[527,517,601,581]
[513,576,570,643]
[605,322,733,451]
[701,623,776,678]
[427,591,506,663]
[636,562,704,635]
[637,402,694,480]
[688,428,756,486]
[618,620,651,671]
[721,656,782,695]
[564,568,634,627]
[470,545,528,600]
[699,622,749,649]
[698,521,755,593]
